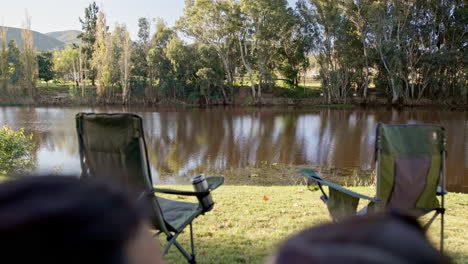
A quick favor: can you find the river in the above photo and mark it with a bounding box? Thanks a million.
[1,106,466,192]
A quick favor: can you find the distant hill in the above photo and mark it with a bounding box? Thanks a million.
[46,30,81,45]
[3,27,65,51]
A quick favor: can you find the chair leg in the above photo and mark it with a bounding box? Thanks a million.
[162,227,197,264]
[190,223,196,263]
[173,240,196,264]
[163,232,180,255]
[440,210,444,254]
[423,211,439,231]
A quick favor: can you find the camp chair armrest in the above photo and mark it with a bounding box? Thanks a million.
[151,188,210,198]
[146,177,223,199]
[206,176,224,191]
[299,168,379,203]
[436,186,448,196]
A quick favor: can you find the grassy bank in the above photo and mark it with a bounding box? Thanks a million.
[158,185,468,264]
[4,81,467,108]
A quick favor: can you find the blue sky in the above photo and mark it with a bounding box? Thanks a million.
[1,0,298,38]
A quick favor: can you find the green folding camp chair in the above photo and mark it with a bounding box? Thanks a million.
[299,123,447,252]
[76,113,224,264]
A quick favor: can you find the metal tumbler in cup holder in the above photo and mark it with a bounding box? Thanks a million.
[191,174,214,212]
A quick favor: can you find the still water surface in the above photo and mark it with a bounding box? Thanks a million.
[1,106,466,192]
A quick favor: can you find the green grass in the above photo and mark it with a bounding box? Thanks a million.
[158,186,468,264]
[37,80,96,90]
[233,79,322,90]
[37,81,72,89]
[276,80,321,90]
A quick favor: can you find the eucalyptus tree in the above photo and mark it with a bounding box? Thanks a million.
[37,52,54,85]
[108,24,133,103]
[236,0,293,102]
[92,11,111,97]
[147,19,176,99]
[300,0,349,103]
[7,40,23,88]
[367,0,421,103]
[370,1,408,103]
[415,0,467,99]
[53,46,80,87]
[120,28,132,103]
[165,37,197,99]
[195,44,226,104]
[21,12,38,98]
[0,27,8,93]
[276,5,313,87]
[178,0,239,102]
[340,0,372,99]
[109,24,124,96]
[104,23,132,102]
[234,1,257,101]
[78,2,99,85]
[133,17,151,97]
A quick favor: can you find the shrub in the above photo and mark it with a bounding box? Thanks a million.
[0,126,34,176]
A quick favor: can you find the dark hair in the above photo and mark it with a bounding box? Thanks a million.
[0,175,146,264]
[275,212,450,264]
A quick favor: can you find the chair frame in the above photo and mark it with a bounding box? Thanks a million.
[77,113,223,264]
[374,124,447,252]
[300,123,447,253]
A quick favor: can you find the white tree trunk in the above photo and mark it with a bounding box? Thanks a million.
[237,35,256,101]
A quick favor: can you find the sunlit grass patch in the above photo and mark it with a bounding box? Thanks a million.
[157,185,468,264]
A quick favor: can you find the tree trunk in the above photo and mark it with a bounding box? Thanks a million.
[378,43,399,104]
[218,51,233,103]
[121,31,131,104]
[79,47,85,97]
[362,40,370,99]
[237,35,256,102]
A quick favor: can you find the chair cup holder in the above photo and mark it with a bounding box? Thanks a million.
[198,193,214,213]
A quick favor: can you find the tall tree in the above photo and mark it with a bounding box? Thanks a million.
[236,0,293,102]
[341,0,372,99]
[37,52,54,86]
[53,46,79,88]
[276,5,312,87]
[78,2,99,86]
[165,37,193,99]
[195,44,226,104]
[178,0,239,102]
[0,26,8,93]
[137,17,152,98]
[92,11,111,97]
[147,19,176,99]
[301,0,362,103]
[7,40,23,88]
[368,0,409,104]
[120,25,132,103]
[138,17,151,44]
[109,24,124,96]
[21,12,38,98]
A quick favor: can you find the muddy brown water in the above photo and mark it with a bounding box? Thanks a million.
[0,106,466,192]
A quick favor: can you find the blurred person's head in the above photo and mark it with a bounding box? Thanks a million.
[269,212,450,264]
[0,175,163,264]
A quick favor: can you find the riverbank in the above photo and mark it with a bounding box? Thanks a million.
[0,86,466,109]
[159,185,468,264]
[157,163,467,193]
[158,164,375,187]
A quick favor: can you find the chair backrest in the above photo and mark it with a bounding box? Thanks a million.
[76,113,167,232]
[375,124,445,211]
